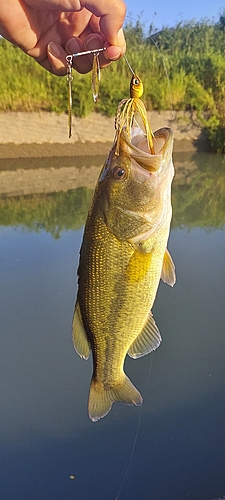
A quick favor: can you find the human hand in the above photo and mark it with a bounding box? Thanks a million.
[0,0,126,75]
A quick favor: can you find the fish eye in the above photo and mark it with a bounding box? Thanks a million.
[113,167,127,180]
[133,77,140,86]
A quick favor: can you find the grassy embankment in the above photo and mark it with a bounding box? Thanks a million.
[0,16,224,152]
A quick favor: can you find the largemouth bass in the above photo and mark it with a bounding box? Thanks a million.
[72,124,176,422]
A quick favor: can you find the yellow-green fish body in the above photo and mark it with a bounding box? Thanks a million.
[72,126,175,421]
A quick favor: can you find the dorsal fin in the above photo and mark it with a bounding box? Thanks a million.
[128,311,162,359]
[161,248,176,287]
[72,301,91,360]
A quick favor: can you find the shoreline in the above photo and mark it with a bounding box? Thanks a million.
[0,111,208,158]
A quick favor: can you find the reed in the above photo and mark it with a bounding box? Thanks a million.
[0,14,224,151]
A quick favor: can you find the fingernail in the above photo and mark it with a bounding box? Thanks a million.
[116,28,126,47]
[104,45,122,61]
[66,37,82,55]
[48,42,61,58]
[108,47,122,61]
[85,34,103,50]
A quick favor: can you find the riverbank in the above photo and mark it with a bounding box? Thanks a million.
[0,111,208,158]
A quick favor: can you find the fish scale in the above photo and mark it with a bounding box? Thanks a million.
[72,127,175,421]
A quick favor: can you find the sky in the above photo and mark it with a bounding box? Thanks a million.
[125,0,225,31]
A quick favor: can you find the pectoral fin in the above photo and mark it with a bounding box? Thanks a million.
[72,301,91,360]
[128,312,162,359]
[161,248,176,287]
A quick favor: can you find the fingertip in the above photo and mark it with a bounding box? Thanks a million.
[116,27,126,49]
[104,45,123,61]
[65,37,83,56]
[47,42,67,76]
[48,42,61,59]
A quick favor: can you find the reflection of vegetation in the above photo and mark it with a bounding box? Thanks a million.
[0,15,225,151]
[0,188,93,239]
[0,155,224,235]
[172,153,225,229]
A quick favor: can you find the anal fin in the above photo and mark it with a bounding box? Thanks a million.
[128,311,162,359]
[72,301,91,359]
[161,248,176,287]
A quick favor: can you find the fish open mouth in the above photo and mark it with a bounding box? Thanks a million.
[121,125,174,173]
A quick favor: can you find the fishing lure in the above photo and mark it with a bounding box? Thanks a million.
[92,52,101,103]
[115,55,155,155]
[65,48,106,138]
[66,54,73,139]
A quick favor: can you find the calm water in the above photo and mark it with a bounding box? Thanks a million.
[1,152,225,500]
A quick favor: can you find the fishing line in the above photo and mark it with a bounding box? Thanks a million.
[113,353,154,500]
[113,19,173,499]
[124,16,175,130]
[123,53,135,75]
[147,35,175,129]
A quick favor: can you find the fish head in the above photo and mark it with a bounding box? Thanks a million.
[97,125,174,243]
[130,74,143,99]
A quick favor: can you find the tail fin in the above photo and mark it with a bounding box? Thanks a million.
[88,375,143,422]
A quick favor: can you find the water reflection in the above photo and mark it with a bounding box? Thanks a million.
[1,152,225,500]
[173,152,225,229]
[0,152,224,235]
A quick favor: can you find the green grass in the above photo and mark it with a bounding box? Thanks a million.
[0,14,225,152]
